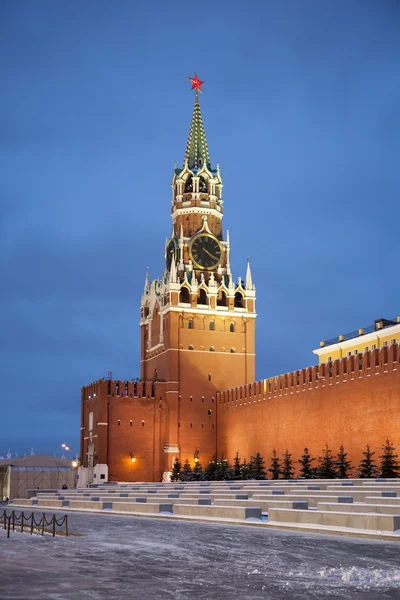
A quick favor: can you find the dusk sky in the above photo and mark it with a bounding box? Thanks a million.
[1,0,399,457]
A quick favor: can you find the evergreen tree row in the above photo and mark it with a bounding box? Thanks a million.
[170,440,400,481]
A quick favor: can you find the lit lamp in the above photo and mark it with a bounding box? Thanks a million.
[194,449,199,463]
[131,453,136,463]
[72,460,78,468]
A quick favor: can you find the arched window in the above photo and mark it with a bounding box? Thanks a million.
[188,319,194,329]
[217,290,227,307]
[199,176,207,192]
[188,345,194,350]
[230,348,236,353]
[229,323,235,333]
[234,292,243,308]
[179,287,190,304]
[210,346,215,352]
[197,289,208,305]
[184,176,193,193]
[209,321,215,331]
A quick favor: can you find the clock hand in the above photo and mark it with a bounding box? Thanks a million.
[203,248,218,260]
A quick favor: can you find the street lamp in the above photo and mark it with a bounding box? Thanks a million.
[131,453,136,463]
[194,449,199,463]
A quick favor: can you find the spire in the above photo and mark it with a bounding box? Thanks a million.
[184,91,211,170]
[246,259,253,289]
[169,254,177,283]
[143,269,149,293]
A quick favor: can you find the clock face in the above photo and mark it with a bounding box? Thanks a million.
[189,234,222,270]
[166,239,177,270]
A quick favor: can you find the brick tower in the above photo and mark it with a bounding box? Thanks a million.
[140,78,256,474]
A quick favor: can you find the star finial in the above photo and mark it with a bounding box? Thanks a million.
[189,73,204,93]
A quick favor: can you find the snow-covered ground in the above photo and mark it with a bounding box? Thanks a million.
[1,510,400,599]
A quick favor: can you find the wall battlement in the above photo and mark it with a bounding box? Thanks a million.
[217,344,398,407]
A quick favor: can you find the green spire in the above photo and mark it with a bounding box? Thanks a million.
[184,91,211,171]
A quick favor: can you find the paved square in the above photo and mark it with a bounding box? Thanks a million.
[1,510,400,599]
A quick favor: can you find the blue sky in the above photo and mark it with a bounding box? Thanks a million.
[1,0,399,457]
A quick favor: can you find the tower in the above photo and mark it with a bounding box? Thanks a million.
[140,76,256,472]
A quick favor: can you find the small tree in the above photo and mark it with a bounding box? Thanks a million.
[318,445,337,479]
[269,449,282,480]
[203,458,217,481]
[298,447,315,479]
[216,456,231,481]
[282,449,294,480]
[192,460,203,482]
[336,445,352,479]
[358,444,378,478]
[241,459,250,480]
[252,453,267,480]
[233,452,242,479]
[380,439,400,478]
[180,459,193,482]
[170,458,181,482]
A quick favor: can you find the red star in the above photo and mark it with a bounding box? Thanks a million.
[189,73,204,93]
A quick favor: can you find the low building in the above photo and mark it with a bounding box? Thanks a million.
[0,454,76,500]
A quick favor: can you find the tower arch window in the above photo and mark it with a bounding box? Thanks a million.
[210,346,215,352]
[234,292,244,308]
[199,176,207,192]
[197,289,208,305]
[229,323,235,333]
[230,348,236,353]
[188,319,194,329]
[188,345,194,350]
[142,420,145,427]
[179,287,190,304]
[217,290,227,307]
[184,176,193,193]
[209,321,215,331]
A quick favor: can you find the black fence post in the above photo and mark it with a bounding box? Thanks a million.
[41,513,45,536]
[21,512,24,533]
[7,515,11,539]
[64,515,68,537]
[52,514,56,537]
[30,513,34,535]
[12,511,15,531]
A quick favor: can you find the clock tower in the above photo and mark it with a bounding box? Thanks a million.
[140,76,256,473]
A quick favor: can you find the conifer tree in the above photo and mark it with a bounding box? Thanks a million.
[216,456,231,481]
[252,453,267,480]
[358,444,378,478]
[269,449,282,480]
[204,458,217,481]
[318,445,337,479]
[380,439,400,478]
[170,458,181,482]
[192,460,203,482]
[241,459,250,480]
[233,452,242,479]
[335,445,352,479]
[282,449,295,480]
[298,447,315,479]
[180,459,193,482]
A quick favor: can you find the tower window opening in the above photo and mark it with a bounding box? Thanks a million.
[217,290,227,307]
[124,382,128,396]
[115,382,120,396]
[130,420,132,427]
[197,289,208,305]
[208,374,211,381]
[185,176,193,193]
[230,348,236,353]
[190,396,193,402]
[199,175,207,191]
[208,409,212,416]
[212,397,215,403]
[188,345,194,350]
[234,292,243,308]
[229,323,235,333]
[188,319,194,329]
[190,423,193,428]
[202,396,205,402]
[179,287,190,304]
[202,423,204,428]
[142,420,145,427]
[210,346,215,352]
[117,420,121,426]
[209,321,215,331]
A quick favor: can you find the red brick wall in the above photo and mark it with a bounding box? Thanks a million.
[217,346,400,472]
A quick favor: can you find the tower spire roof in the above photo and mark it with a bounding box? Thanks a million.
[184,84,211,171]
